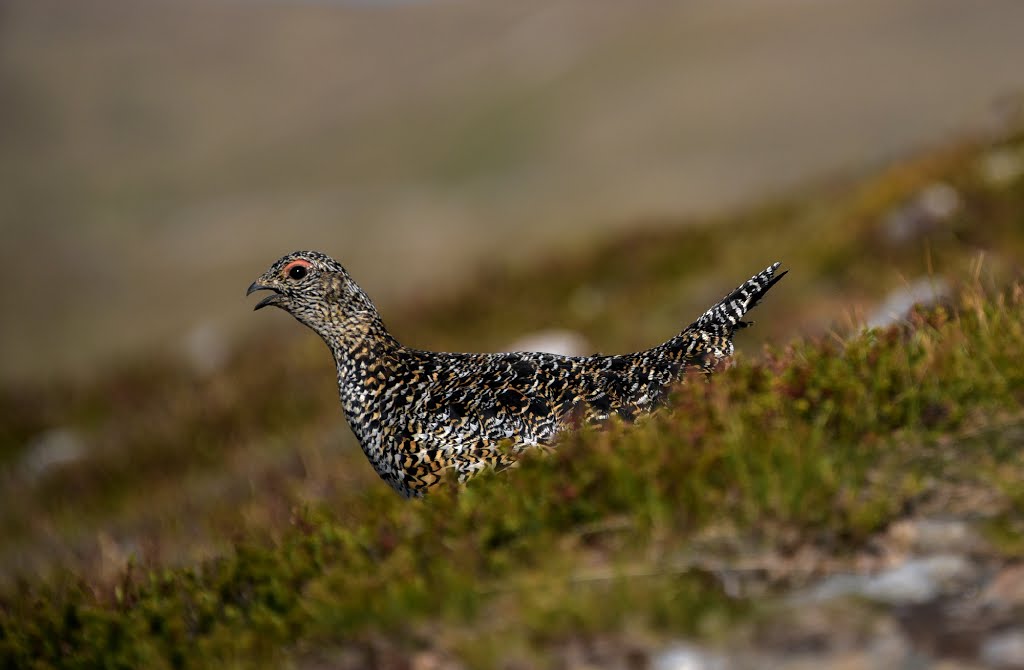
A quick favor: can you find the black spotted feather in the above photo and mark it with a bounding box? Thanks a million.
[249,253,785,497]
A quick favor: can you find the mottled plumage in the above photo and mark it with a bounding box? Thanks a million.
[248,251,785,497]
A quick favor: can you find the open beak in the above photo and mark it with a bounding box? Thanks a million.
[246,281,284,311]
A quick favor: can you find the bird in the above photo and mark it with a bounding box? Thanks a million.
[248,251,785,497]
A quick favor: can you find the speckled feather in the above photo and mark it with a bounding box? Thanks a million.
[248,251,785,497]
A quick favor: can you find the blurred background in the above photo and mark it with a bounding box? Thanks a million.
[5,2,1024,666]
[4,0,1024,382]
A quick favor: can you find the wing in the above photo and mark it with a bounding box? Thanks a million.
[382,339,723,496]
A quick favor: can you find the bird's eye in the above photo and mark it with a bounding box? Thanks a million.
[288,265,307,280]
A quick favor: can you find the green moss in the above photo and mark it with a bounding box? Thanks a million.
[4,121,1024,668]
[3,279,1024,667]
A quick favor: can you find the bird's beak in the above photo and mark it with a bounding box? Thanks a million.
[247,281,284,311]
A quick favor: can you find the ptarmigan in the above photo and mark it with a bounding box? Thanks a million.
[248,251,785,497]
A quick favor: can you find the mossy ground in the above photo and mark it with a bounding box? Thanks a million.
[2,125,1024,668]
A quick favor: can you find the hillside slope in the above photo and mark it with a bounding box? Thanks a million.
[2,125,1024,668]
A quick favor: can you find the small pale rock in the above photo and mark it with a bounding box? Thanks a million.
[879,182,960,247]
[978,148,1024,188]
[652,642,729,670]
[981,630,1024,669]
[20,428,86,478]
[862,555,974,605]
[881,207,925,246]
[182,322,229,375]
[506,329,590,357]
[802,555,974,606]
[867,278,949,329]
[917,182,960,221]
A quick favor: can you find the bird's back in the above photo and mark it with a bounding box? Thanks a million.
[354,262,785,496]
[249,250,784,497]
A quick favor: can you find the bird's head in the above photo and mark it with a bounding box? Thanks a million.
[247,251,378,333]
[247,250,345,310]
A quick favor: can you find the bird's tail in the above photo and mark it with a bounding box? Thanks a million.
[673,262,786,369]
[694,262,786,335]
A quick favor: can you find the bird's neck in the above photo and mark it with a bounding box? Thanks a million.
[324,312,400,372]
[298,275,404,451]
[312,282,397,358]
[305,278,401,386]
[322,308,402,450]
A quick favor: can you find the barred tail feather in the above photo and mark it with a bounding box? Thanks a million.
[694,262,786,336]
[660,262,785,374]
